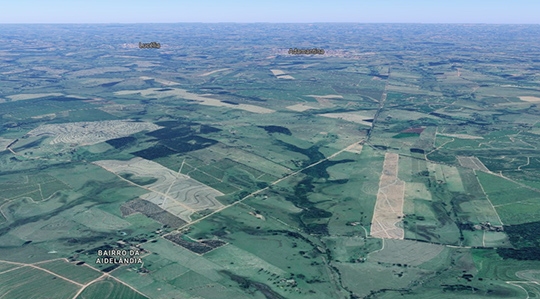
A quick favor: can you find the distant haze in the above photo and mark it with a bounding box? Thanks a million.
[1,0,540,24]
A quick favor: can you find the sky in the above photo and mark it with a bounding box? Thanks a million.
[1,0,539,24]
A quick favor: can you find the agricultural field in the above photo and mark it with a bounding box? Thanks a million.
[76,278,148,299]
[1,23,540,298]
[371,153,405,239]
[0,265,80,299]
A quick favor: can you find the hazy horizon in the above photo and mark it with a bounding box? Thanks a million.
[2,0,539,24]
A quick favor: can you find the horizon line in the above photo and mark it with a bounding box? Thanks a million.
[1,22,539,25]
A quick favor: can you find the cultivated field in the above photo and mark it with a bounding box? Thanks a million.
[27,120,161,146]
[519,96,540,102]
[6,93,64,101]
[139,76,180,86]
[94,157,224,222]
[114,87,275,113]
[457,156,490,172]
[38,259,102,285]
[319,112,374,126]
[437,133,483,140]
[198,68,231,77]
[286,103,318,112]
[0,266,79,299]
[69,66,130,77]
[371,153,405,239]
[369,239,445,266]
[76,278,148,299]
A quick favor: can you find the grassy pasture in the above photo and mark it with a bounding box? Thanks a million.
[0,266,79,299]
[71,206,132,231]
[38,259,102,284]
[368,239,445,266]
[336,261,433,298]
[458,200,503,226]
[0,173,71,202]
[459,168,485,198]
[477,171,540,224]
[170,271,249,299]
[428,163,465,192]
[473,249,540,281]
[404,199,461,245]
[0,261,18,273]
[77,278,148,299]
[323,236,367,262]
[0,97,92,119]
[143,239,224,281]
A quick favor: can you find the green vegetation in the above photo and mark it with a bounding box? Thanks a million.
[0,267,80,299]
[77,278,148,299]
[1,23,540,299]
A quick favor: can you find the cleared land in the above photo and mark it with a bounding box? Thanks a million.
[457,156,490,172]
[320,112,374,126]
[94,158,224,222]
[437,133,483,140]
[0,138,13,150]
[139,76,180,86]
[371,153,405,239]
[114,87,275,113]
[198,68,231,76]
[270,69,286,76]
[270,69,294,80]
[6,93,63,101]
[27,120,161,146]
[344,143,363,154]
[286,103,318,112]
[305,94,344,99]
[519,96,540,102]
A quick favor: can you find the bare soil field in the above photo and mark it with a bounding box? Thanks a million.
[199,68,231,76]
[320,112,374,126]
[305,94,343,99]
[270,69,286,76]
[437,133,483,140]
[94,158,224,222]
[0,138,14,150]
[285,103,319,112]
[270,69,294,80]
[277,75,294,80]
[519,96,540,102]
[370,153,405,239]
[344,143,363,154]
[139,76,181,86]
[81,78,124,86]
[98,104,146,116]
[457,156,490,172]
[305,94,343,108]
[114,88,275,114]
[7,93,63,101]
[27,120,161,146]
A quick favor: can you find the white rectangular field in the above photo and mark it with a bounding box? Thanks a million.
[94,158,224,222]
[370,153,405,239]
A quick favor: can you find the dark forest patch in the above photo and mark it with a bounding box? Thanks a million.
[259,125,292,135]
[106,136,136,149]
